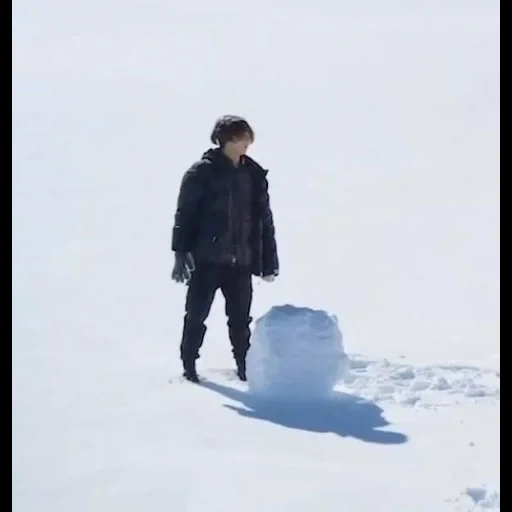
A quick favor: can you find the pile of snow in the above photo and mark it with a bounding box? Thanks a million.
[246,305,348,398]
[463,487,500,510]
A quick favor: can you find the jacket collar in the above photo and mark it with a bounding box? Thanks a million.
[201,148,268,177]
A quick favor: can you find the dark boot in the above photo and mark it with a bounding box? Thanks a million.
[229,325,251,382]
[183,360,199,383]
[180,323,207,368]
[235,357,247,381]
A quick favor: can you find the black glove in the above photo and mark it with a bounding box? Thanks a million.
[171,252,195,283]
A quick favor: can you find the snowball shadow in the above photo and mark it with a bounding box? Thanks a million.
[201,381,409,445]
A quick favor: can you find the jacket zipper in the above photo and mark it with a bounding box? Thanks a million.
[229,173,236,264]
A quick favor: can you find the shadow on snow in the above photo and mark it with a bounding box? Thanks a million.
[201,379,408,445]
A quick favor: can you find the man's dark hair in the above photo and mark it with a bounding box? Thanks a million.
[210,115,255,147]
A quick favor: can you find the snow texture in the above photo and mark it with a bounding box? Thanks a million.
[246,305,348,398]
[342,356,500,408]
[464,487,500,510]
[449,486,501,511]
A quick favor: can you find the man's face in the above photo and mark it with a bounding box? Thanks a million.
[229,132,253,155]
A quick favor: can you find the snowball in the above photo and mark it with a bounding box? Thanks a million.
[246,304,349,398]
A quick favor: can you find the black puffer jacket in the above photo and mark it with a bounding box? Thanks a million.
[171,148,279,277]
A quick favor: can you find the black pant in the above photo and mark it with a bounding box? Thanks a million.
[180,262,253,364]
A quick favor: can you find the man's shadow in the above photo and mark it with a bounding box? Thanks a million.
[201,380,408,445]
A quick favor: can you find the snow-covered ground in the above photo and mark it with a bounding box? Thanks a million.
[12,0,500,511]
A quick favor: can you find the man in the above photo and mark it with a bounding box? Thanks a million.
[171,115,279,382]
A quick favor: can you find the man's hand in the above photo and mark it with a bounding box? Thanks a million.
[171,252,195,283]
[261,271,278,283]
